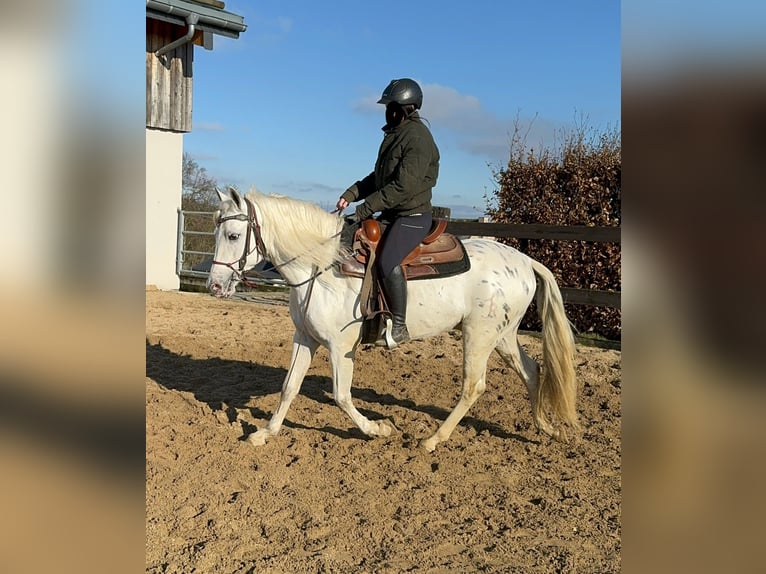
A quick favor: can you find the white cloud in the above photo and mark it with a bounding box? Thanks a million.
[247,14,293,46]
[422,83,565,159]
[352,82,565,162]
[420,83,484,128]
[276,17,293,33]
[194,122,226,132]
[272,181,344,196]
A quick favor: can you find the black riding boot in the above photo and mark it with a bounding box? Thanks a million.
[381,265,410,348]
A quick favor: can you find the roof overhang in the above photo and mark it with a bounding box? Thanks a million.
[146,0,246,40]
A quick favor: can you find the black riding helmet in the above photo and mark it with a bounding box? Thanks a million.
[377,78,423,110]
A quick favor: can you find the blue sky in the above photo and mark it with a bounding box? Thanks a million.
[184,1,621,218]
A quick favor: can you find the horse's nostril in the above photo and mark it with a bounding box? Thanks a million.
[210,283,221,293]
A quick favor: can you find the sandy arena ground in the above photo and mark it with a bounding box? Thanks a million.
[146,289,621,573]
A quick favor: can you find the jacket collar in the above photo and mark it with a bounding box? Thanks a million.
[382,111,421,134]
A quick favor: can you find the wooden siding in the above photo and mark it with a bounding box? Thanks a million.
[146,19,194,132]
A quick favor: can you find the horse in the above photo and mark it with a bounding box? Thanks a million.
[207,187,580,451]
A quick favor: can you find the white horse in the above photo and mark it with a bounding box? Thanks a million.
[207,187,580,451]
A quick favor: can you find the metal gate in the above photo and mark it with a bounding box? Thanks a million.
[176,209,285,287]
[176,209,216,280]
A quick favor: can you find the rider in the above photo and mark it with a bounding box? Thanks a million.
[336,78,440,347]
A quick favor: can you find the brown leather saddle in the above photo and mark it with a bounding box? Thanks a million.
[339,218,470,281]
[338,218,470,343]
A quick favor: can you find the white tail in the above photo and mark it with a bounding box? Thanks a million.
[530,259,581,439]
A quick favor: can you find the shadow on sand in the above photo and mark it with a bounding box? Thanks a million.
[146,340,535,445]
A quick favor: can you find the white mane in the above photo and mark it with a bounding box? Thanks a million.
[244,188,346,270]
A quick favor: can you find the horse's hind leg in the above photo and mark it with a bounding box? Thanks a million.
[494,335,557,438]
[247,331,318,446]
[421,332,494,452]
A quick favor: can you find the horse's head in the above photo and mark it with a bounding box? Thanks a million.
[207,187,265,298]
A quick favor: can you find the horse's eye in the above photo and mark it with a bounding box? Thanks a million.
[227,233,240,241]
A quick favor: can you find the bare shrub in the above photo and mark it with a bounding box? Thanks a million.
[487,119,621,340]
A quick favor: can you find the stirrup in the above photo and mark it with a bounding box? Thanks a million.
[375,318,409,349]
[374,318,397,349]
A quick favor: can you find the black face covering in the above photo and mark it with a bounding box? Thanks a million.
[385,103,404,128]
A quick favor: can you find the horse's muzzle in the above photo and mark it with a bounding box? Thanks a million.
[209,282,223,297]
[207,280,235,298]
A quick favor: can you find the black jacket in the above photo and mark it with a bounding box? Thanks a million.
[342,112,439,220]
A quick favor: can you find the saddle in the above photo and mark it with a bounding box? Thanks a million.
[339,218,470,281]
[338,218,471,344]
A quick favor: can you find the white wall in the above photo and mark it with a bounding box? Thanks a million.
[146,128,182,290]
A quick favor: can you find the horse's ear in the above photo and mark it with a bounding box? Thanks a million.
[215,187,228,204]
[228,186,243,209]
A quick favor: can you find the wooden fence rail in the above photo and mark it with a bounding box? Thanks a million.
[445,221,621,244]
[178,211,621,310]
[445,221,621,309]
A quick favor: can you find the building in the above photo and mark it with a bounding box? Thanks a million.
[145,0,246,289]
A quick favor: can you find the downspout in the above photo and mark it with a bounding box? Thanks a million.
[155,12,199,56]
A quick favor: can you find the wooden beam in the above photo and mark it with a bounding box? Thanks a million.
[445,221,621,243]
[560,288,621,309]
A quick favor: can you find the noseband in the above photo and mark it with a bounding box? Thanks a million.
[212,197,267,282]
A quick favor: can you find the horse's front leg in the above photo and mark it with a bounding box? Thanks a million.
[247,331,318,446]
[331,346,393,439]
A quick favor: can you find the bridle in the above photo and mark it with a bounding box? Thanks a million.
[212,196,343,290]
[211,194,350,321]
[211,197,267,288]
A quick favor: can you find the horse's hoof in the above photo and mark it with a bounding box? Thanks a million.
[376,420,394,438]
[247,432,268,446]
[421,437,438,452]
